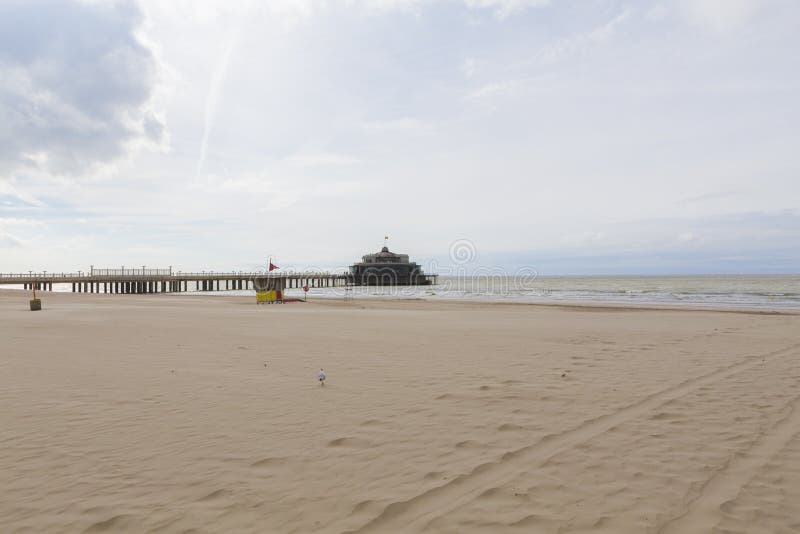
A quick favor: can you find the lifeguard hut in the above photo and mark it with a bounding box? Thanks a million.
[254,276,286,304]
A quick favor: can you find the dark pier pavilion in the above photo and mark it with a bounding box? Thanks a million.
[348,246,436,286]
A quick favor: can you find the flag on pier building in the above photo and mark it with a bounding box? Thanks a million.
[269,261,279,271]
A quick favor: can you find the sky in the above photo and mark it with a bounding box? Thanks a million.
[0,0,798,275]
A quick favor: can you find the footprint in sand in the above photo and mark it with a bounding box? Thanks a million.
[327,437,370,448]
[83,515,134,532]
[360,419,384,426]
[423,471,446,480]
[198,488,231,502]
[250,456,288,468]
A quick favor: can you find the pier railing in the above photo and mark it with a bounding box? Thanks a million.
[91,268,172,276]
[0,270,438,294]
[0,271,340,279]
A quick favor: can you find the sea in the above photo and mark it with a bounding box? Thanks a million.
[324,274,800,310]
[7,275,800,310]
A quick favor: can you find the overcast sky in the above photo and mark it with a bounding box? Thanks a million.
[1,0,798,274]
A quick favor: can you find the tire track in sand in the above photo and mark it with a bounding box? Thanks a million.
[346,343,800,533]
[658,394,800,534]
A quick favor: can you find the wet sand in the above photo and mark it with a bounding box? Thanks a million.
[2,289,799,533]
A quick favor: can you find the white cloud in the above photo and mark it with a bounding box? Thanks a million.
[536,9,631,64]
[463,80,521,108]
[196,35,237,177]
[464,0,550,19]
[678,0,763,32]
[461,57,478,78]
[361,117,433,134]
[0,0,164,178]
[285,152,362,167]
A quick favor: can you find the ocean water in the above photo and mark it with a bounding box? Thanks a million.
[314,275,800,310]
[427,275,800,309]
[4,275,799,310]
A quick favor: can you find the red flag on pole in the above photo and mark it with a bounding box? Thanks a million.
[269,261,279,271]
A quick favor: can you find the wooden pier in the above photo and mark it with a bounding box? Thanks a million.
[0,269,351,294]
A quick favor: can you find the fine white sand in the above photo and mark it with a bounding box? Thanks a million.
[2,289,800,533]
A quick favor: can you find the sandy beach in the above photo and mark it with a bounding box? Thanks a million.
[2,289,799,533]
